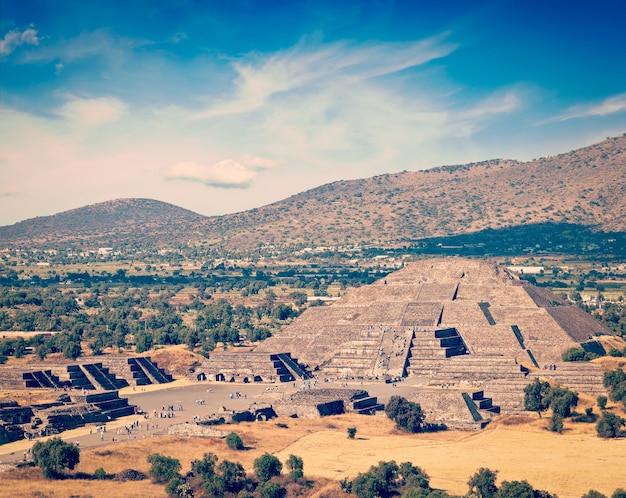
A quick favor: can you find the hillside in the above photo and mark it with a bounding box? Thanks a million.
[1,135,624,250]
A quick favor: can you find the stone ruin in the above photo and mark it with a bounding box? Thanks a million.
[0,391,137,444]
[197,258,614,429]
[0,356,173,391]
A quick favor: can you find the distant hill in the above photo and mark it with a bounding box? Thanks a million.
[0,198,208,248]
[1,135,624,251]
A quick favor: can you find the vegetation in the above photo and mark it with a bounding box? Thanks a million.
[523,379,551,417]
[225,432,244,450]
[32,437,80,478]
[147,453,181,484]
[347,427,357,439]
[285,454,304,482]
[603,368,626,408]
[347,460,431,498]
[253,453,282,483]
[596,412,625,438]
[384,396,425,433]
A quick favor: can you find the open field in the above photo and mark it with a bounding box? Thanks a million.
[1,392,625,498]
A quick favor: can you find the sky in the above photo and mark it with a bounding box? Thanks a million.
[1,0,625,227]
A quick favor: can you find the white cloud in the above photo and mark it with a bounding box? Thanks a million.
[55,63,64,75]
[542,92,626,123]
[165,156,275,188]
[57,95,126,127]
[0,27,40,55]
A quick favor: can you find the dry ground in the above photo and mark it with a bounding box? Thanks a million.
[1,408,625,498]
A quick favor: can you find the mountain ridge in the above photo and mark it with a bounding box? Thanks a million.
[1,135,624,250]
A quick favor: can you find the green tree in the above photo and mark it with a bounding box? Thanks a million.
[352,471,388,498]
[597,395,608,410]
[258,480,286,498]
[225,432,244,450]
[397,461,430,490]
[581,491,607,498]
[63,341,82,360]
[549,413,564,433]
[524,378,551,417]
[498,480,534,498]
[253,453,282,483]
[385,396,425,433]
[217,459,247,494]
[32,437,80,478]
[147,453,181,484]
[191,452,217,482]
[467,467,498,498]
[286,454,304,482]
[347,427,357,439]
[612,489,626,498]
[596,412,625,438]
[549,386,578,417]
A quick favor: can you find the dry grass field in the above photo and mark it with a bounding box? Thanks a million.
[2,406,625,498]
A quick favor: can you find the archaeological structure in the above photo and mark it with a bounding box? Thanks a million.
[197,258,613,429]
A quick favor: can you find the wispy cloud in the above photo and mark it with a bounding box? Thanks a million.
[195,34,457,118]
[165,155,279,188]
[20,28,150,64]
[0,26,40,55]
[541,92,626,124]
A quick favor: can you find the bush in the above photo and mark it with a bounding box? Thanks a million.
[597,395,608,410]
[549,386,578,417]
[258,480,286,498]
[32,437,80,478]
[385,396,425,433]
[467,467,498,498]
[596,412,625,438]
[226,432,244,450]
[93,467,107,480]
[347,427,357,439]
[147,453,181,483]
[562,346,597,362]
[253,453,282,482]
[582,491,607,498]
[498,480,535,498]
[549,413,563,433]
[286,454,303,482]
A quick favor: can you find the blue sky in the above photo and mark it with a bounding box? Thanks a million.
[1,0,625,227]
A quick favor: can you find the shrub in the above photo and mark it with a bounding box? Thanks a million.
[597,395,608,410]
[562,346,596,361]
[253,453,282,482]
[147,453,181,484]
[549,413,563,433]
[93,467,107,480]
[523,378,551,417]
[226,432,244,450]
[347,427,357,439]
[257,480,286,498]
[286,454,303,482]
[549,386,578,417]
[385,396,425,433]
[467,467,498,498]
[581,491,607,498]
[498,480,535,498]
[596,412,625,438]
[32,437,80,478]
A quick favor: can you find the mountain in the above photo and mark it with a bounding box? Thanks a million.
[1,135,625,251]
